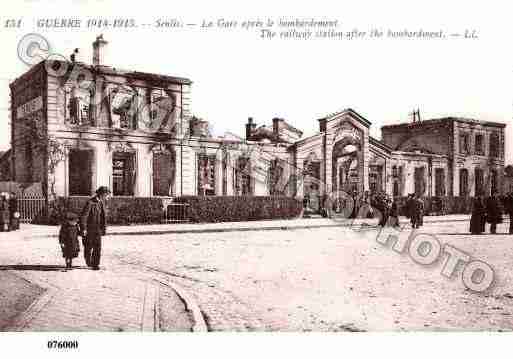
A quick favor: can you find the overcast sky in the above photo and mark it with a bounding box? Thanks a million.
[1,0,511,161]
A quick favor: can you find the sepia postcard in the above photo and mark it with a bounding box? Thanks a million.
[0,0,512,358]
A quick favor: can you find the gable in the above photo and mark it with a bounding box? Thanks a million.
[320,108,372,133]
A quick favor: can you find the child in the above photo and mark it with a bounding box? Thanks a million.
[59,212,80,269]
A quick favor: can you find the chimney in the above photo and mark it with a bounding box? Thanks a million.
[272,117,283,136]
[92,34,108,66]
[245,117,256,140]
[70,48,80,63]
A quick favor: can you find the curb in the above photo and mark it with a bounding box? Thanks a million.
[141,282,160,332]
[28,218,475,238]
[8,286,55,331]
[156,280,207,332]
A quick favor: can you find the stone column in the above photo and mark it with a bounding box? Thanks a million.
[95,142,111,190]
[135,144,152,197]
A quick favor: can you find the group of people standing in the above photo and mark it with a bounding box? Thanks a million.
[405,194,425,229]
[346,191,401,228]
[470,191,513,235]
[0,192,20,232]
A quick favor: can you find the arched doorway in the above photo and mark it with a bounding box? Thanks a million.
[303,152,321,213]
[332,140,362,195]
[331,138,363,215]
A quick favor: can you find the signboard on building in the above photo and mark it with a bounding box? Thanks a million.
[16,96,43,119]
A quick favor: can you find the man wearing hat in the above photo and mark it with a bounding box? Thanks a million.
[80,186,110,270]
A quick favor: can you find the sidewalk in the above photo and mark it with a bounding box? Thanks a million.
[0,232,194,332]
[8,270,161,331]
[20,214,475,238]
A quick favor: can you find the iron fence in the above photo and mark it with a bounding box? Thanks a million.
[17,196,46,223]
[165,203,189,223]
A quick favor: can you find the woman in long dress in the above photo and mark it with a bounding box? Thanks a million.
[470,196,486,234]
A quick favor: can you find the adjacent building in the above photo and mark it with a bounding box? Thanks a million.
[9,36,507,213]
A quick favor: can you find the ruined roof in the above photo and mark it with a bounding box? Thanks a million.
[369,136,392,153]
[276,119,303,136]
[99,66,192,85]
[11,60,192,88]
[381,117,506,130]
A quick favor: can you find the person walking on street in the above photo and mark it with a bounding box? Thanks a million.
[80,186,110,270]
[486,191,503,234]
[59,212,80,269]
[0,195,10,232]
[406,194,416,228]
[415,195,425,228]
[389,198,400,228]
[470,195,486,234]
[503,191,513,234]
[377,194,390,226]
[8,192,20,231]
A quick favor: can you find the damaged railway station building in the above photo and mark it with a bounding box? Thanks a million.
[7,36,507,223]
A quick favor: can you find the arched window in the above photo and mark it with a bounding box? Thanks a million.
[197,154,216,196]
[459,169,469,196]
[393,181,400,197]
[268,159,284,196]
[235,157,252,195]
[475,168,484,196]
[490,169,498,195]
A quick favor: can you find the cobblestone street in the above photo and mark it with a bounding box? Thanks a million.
[1,218,513,331]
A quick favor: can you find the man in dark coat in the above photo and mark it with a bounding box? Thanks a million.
[0,195,10,232]
[80,186,110,270]
[406,194,416,228]
[470,195,486,234]
[486,191,503,234]
[415,195,425,228]
[503,192,513,234]
[9,192,19,231]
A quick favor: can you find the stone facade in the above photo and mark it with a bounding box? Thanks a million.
[9,37,507,209]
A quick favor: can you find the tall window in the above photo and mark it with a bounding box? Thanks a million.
[490,169,498,195]
[369,165,383,193]
[112,152,135,196]
[66,88,91,125]
[69,149,92,196]
[235,157,252,195]
[414,167,426,196]
[197,154,216,196]
[459,169,469,196]
[393,181,400,197]
[110,87,137,129]
[475,168,484,196]
[489,133,500,158]
[475,134,484,155]
[153,152,175,196]
[148,88,175,130]
[435,168,445,196]
[268,159,284,196]
[459,133,470,155]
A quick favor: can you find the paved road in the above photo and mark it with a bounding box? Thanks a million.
[2,219,513,331]
[106,220,513,331]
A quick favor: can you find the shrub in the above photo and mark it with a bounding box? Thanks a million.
[174,196,303,223]
[43,196,167,225]
[394,196,473,216]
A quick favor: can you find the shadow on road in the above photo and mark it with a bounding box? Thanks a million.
[0,264,89,271]
[435,233,512,236]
